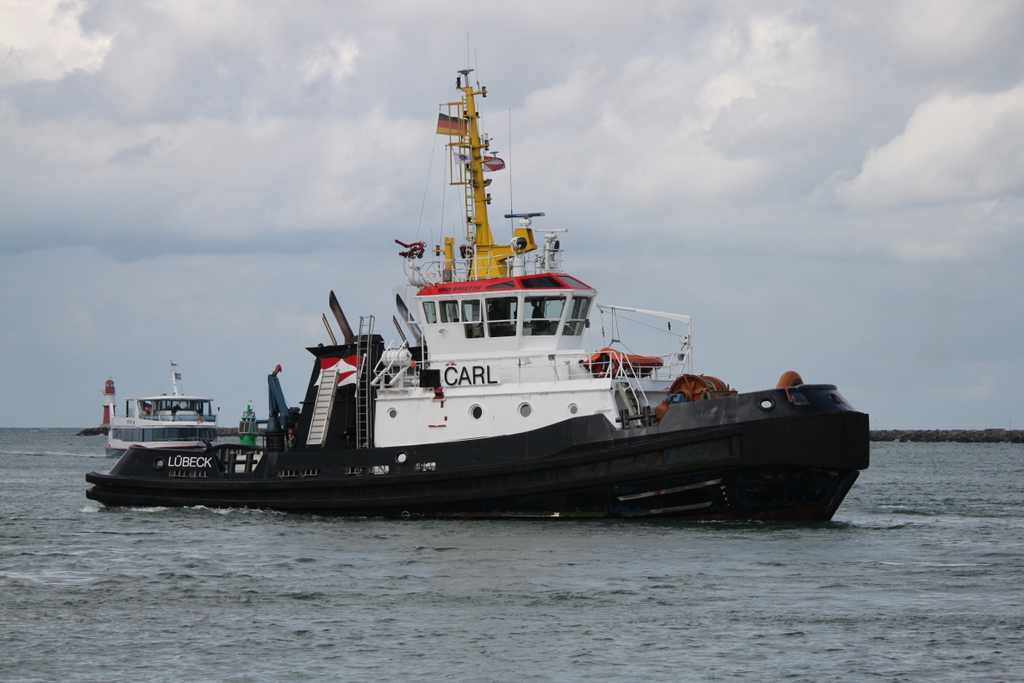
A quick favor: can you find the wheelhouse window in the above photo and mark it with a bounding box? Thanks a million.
[486,297,518,337]
[462,299,483,338]
[563,296,592,336]
[559,276,593,290]
[524,296,566,336]
[520,275,567,289]
[422,301,437,324]
[439,300,460,323]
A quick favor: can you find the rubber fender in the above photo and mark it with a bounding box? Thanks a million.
[776,370,804,388]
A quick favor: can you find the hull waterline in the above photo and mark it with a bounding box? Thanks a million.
[87,408,868,521]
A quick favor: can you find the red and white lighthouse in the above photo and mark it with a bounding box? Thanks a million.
[102,379,116,426]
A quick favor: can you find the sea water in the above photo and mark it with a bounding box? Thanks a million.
[1,429,1022,682]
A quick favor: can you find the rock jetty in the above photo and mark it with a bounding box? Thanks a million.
[871,430,1024,443]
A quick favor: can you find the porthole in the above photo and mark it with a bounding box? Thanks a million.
[388,408,398,418]
[568,403,579,415]
[470,405,483,419]
[396,452,407,464]
[519,403,533,417]
[827,393,842,404]
[153,457,165,471]
[759,398,775,411]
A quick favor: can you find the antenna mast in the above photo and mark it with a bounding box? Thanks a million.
[440,70,537,280]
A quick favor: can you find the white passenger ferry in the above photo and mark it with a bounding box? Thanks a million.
[104,364,217,458]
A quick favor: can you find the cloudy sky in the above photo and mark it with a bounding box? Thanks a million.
[2,0,1022,429]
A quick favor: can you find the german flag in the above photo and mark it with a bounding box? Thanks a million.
[436,113,468,136]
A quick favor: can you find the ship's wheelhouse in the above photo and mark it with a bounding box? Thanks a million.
[416,273,595,358]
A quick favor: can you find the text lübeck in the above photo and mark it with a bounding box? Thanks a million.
[168,455,213,469]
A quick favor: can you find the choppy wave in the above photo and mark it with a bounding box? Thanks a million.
[2,432,1023,682]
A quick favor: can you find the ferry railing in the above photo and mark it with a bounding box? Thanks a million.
[125,410,217,422]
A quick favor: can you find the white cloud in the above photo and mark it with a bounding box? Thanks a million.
[301,39,359,86]
[698,14,825,118]
[836,84,1024,210]
[0,0,111,86]
[504,11,844,236]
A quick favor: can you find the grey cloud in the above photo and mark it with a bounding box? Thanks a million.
[108,137,162,163]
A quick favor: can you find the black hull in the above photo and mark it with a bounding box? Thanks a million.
[87,407,869,521]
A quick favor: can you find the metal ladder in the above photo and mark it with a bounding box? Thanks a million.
[305,365,338,446]
[614,361,650,428]
[355,315,375,449]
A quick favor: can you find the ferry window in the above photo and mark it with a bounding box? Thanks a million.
[486,297,518,337]
[524,296,566,336]
[440,300,460,323]
[422,301,437,324]
[462,299,483,338]
[563,296,592,336]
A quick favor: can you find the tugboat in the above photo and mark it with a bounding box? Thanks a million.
[103,363,218,458]
[86,70,868,519]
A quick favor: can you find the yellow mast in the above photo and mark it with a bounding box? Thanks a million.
[443,69,536,280]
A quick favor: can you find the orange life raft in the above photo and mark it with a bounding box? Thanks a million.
[584,348,664,378]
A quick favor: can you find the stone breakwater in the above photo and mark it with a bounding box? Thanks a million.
[871,430,1024,443]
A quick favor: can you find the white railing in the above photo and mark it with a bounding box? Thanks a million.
[372,346,687,390]
[404,247,568,287]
